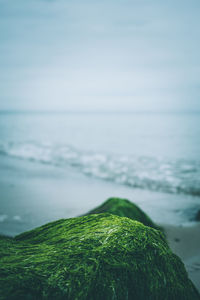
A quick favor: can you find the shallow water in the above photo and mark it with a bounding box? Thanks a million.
[0,111,200,233]
[0,156,199,236]
[0,111,200,196]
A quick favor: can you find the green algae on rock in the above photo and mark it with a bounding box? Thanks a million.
[85,197,158,229]
[0,214,199,300]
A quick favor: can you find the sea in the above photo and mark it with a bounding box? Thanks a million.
[0,111,200,235]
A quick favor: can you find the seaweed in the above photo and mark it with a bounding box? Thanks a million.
[85,197,160,229]
[0,213,199,299]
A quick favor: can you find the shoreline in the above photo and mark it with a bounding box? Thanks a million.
[1,155,199,233]
[0,155,200,291]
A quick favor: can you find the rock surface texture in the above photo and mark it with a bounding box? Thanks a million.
[85,197,158,229]
[0,213,199,300]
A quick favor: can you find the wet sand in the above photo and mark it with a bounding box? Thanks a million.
[164,224,200,292]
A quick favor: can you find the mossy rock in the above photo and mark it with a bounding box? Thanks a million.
[85,197,159,229]
[0,214,199,300]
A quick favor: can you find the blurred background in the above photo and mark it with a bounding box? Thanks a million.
[0,0,200,236]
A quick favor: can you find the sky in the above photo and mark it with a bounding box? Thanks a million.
[0,0,200,112]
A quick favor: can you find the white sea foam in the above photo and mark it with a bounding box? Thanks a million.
[0,141,200,197]
[13,215,22,222]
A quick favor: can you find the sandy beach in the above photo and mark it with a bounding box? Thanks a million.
[164,224,200,292]
[0,155,199,292]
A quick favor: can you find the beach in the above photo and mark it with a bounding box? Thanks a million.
[0,155,199,291]
[1,0,200,297]
[165,224,200,292]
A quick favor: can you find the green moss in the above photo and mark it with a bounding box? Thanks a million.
[0,214,199,300]
[85,197,159,229]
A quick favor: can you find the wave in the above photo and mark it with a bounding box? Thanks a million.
[1,141,200,197]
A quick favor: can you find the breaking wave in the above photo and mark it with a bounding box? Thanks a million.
[1,141,200,197]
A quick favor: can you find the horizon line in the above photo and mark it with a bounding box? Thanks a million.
[0,109,200,114]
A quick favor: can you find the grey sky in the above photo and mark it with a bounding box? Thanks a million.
[0,0,200,111]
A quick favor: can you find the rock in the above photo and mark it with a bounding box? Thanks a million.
[85,197,159,229]
[195,210,200,221]
[0,213,199,300]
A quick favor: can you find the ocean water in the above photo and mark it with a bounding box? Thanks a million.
[0,111,200,232]
[1,111,200,196]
